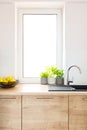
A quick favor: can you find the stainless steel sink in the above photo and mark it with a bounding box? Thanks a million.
[48,85,87,91]
[48,85,76,91]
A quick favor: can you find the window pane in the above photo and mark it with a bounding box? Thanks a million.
[23,15,56,77]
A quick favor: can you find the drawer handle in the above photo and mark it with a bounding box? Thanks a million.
[82,98,87,101]
[0,98,16,100]
[36,98,53,99]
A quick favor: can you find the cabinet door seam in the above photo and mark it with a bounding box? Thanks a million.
[21,96,22,130]
[68,95,69,130]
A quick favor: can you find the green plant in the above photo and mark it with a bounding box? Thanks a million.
[46,65,57,78]
[40,65,64,79]
[40,71,48,78]
[46,65,64,78]
[56,69,64,78]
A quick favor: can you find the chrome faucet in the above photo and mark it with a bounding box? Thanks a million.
[67,65,81,85]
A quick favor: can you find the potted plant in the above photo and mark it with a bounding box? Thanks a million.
[40,65,64,85]
[56,69,64,85]
[40,71,48,85]
[46,65,57,85]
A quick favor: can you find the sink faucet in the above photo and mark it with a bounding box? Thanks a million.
[67,65,81,85]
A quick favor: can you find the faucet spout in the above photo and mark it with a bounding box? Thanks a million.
[67,65,81,85]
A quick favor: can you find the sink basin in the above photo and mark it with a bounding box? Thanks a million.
[70,85,87,89]
[48,85,76,91]
[48,85,87,91]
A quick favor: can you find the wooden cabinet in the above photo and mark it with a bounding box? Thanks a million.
[0,95,21,130]
[1,93,87,130]
[22,95,68,130]
[69,95,87,130]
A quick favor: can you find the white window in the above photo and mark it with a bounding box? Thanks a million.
[16,7,63,83]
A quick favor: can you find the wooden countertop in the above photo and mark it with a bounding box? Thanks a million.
[0,84,87,95]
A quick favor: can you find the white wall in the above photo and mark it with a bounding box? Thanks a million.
[0,3,15,77]
[0,0,87,84]
[65,2,87,84]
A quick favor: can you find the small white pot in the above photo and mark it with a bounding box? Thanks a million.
[48,78,56,85]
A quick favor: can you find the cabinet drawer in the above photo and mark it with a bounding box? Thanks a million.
[22,95,68,130]
[22,95,68,105]
[0,95,21,130]
[69,95,87,130]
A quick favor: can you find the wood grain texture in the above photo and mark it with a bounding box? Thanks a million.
[0,84,87,95]
[22,95,68,130]
[69,95,87,130]
[0,95,21,130]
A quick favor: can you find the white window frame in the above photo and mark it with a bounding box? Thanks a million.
[16,6,63,83]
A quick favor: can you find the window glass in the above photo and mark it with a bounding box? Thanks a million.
[23,14,57,77]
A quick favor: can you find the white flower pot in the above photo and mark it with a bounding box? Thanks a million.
[48,78,56,85]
